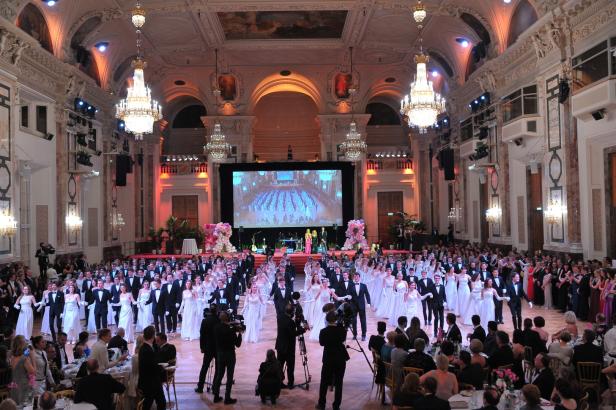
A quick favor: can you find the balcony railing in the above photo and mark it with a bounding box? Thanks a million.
[366,158,413,171]
[160,155,208,176]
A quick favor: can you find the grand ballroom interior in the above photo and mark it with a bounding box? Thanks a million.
[1,0,616,409]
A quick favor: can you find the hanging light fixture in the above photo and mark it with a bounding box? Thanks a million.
[401,2,446,134]
[485,206,502,224]
[340,47,366,161]
[545,199,565,225]
[413,0,427,25]
[204,122,230,161]
[115,2,162,140]
[0,209,18,237]
[110,211,126,230]
[65,211,83,232]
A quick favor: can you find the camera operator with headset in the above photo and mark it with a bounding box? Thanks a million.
[35,242,55,283]
[195,304,220,394]
[316,310,350,410]
[275,296,308,390]
[211,310,243,404]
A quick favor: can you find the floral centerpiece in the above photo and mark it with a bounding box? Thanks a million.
[203,223,217,252]
[493,368,518,392]
[212,222,236,253]
[342,219,368,251]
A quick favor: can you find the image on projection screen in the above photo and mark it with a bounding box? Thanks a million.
[232,170,343,228]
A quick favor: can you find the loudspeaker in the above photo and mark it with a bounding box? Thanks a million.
[591,109,606,121]
[115,154,130,186]
[558,79,570,104]
[442,148,455,181]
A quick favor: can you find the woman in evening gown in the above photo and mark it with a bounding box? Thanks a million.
[103,276,116,328]
[179,281,200,341]
[542,268,553,309]
[15,286,38,340]
[376,271,395,318]
[457,271,472,325]
[304,229,312,254]
[40,283,52,336]
[406,281,431,321]
[444,268,458,315]
[137,281,153,332]
[303,274,321,326]
[588,269,603,322]
[388,274,408,326]
[242,286,265,343]
[9,336,35,405]
[479,278,509,332]
[463,275,482,326]
[309,280,339,341]
[63,284,83,344]
[117,284,136,343]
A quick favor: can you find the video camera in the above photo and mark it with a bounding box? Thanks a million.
[39,243,55,255]
[335,300,354,329]
[226,309,246,333]
[291,292,309,328]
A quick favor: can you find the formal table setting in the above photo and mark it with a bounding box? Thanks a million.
[448,389,554,410]
[181,238,199,255]
[61,355,132,383]
[22,398,96,410]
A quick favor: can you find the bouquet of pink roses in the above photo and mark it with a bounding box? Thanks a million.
[493,368,518,391]
[213,222,236,253]
[342,219,368,250]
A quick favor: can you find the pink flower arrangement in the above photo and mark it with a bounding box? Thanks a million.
[493,368,518,390]
[342,219,368,250]
[203,223,217,252]
[212,222,236,253]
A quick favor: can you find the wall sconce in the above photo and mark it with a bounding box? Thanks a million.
[0,209,18,237]
[485,206,501,224]
[65,212,83,232]
[545,199,565,225]
[448,207,461,222]
[110,212,126,230]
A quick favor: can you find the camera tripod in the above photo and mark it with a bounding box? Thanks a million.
[294,332,312,390]
[345,325,373,373]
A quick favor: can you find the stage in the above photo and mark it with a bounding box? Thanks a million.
[130,249,410,271]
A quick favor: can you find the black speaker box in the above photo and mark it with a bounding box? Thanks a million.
[442,148,455,181]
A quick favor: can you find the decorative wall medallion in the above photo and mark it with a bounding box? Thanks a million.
[0,163,10,196]
[490,169,499,192]
[546,75,562,151]
[68,174,77,201]
[548,151,563,184]
[549,187,565,242]
[0,82,11,255]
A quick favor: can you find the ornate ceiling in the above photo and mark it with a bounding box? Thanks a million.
[3,0,551,113]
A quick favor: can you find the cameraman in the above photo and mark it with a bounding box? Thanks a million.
[35,242,54,282]
[316,311,350,410]
[211,311,242,404]
[195,304,219,394]
[275,303,306,389]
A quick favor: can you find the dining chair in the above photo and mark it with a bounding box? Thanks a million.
[164,366,178,409]
[576,362,601,398]
[383,362,396,403]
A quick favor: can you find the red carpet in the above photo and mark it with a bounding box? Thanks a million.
[130,249,410,272]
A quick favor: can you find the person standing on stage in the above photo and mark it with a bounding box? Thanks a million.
[305,228,312,254]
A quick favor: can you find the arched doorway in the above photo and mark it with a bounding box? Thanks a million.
[253,91,320,161]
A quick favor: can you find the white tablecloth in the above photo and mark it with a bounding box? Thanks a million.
[449,390,554,410]
[181,238,198,255]
[24,399,96,410]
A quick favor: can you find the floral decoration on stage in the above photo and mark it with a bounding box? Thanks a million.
[203,223,217,252]
[342,219,368,250]
[212,222,236,253]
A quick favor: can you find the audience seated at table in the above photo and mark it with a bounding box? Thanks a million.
[522,318,547,355]
[391,334,409,385]
[520,384,543,410]
[526,352,555,400]
[73,331,90,360]
[414,376,451,410]
[469,339,487,368]
[477,387,500,410]
[468,315,486,343]
[533,316,550,344]
[552,378,578,410]
[487,331,514,369]
[108,327,129,353]
[406,316,430,347]
[155,333,177,364]
[393,372,422,409]
[91,328,128,370]
[404,338,436,372]
[552,311,579,341]
[74,359,126,410]
[380,331,396,363]
[394,316,412,350]
[457,350,484,390]
[572,329,603,368]
[483,321,499,357]
[39,391,56,410]
[368,321,386,355]
[547,331,574,369]
[419,354,458,400]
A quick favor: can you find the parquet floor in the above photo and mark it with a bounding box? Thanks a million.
[74,277,580,410]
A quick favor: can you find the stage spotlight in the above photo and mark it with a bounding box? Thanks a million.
[431,70,439,77]
[43,0,57,6]
[456,38,470,48]
[95,42,109,53]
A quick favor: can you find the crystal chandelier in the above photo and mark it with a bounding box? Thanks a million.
[65,211,83,232]
[401,2,446,134]
[413,0,427,24]
[545,199,565,225]
[115,2,162,140]
[340,47,367,161]
[110,211,126,230]
[341,121,367,161]
[447,207,461,223]
[0,209,18,237]
[485,206,502,224]
[204,122,230,161]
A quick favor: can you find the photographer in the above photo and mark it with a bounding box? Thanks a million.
[195,304,219,394]
[316,311,350,410]
[275,303,306,389]
[211,311,242,404]
[35,243,54,283]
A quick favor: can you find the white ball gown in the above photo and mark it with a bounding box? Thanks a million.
[458,275,473,325]
[444,274,459,315]
[478,288,507,331]
[463,280,483,326]
[62,295,82,343]
[179,290,200,341]
[15,296,36,340]
[242,293,263,343]
[405,289,423,321]
[388,281,409,326]
[136,290,153,332]
[40,291,51,335]
[309,288,333,341]
[369,271,385,309]
[303,283,321,326]
[376,276,395,317]
[118,294,135,343]
[104,283,116,327]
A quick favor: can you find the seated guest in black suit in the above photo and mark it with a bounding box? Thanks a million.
[257,349,283,405]
[483,321,499,357]
[468,315,486,343]
[488,331,514,369]
[444,313,462,345]
[526,353,554,400]
[522,318,547,356]
[155,333,177,364]
[457,351,484,390]
[107,328,128,353]
[572,329,603,368]
[74,359,126,410]
[406,316,429,346]
[520,384,543,410]
[414,376,451,410]
[404,338,436,372]
[478,387,501,410]
[393,372,422,408]
[368,321,387,354]
[394,316,412,350]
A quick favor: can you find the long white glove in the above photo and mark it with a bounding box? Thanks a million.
[529,302,533,309]
[13,303,20,310]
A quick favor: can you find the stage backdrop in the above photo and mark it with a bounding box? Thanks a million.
[220,162,354,246]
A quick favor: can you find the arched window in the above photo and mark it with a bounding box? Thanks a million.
[507,0,538,47]
[16,4,53,53]
[366,102,401,126]
[172,105,207,128]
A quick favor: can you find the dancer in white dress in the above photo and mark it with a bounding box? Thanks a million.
[15,286,38,340]
[103,276,116,327]
[458,270,473,325]
[444,269,459,315]
[40,284,52,336]
[303,274,321,326]
[388,274,409,326]
[376,271,395,317]
[309,280,340,341]
[405,282,432,321]
[365,265,382,308]
[136,281,153,333]
[242,286,264,343]
[465,275,484,326]
[478,278,509,331]
[62,285,83,344]
[117,285,136,343]
[179,281,200,341]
